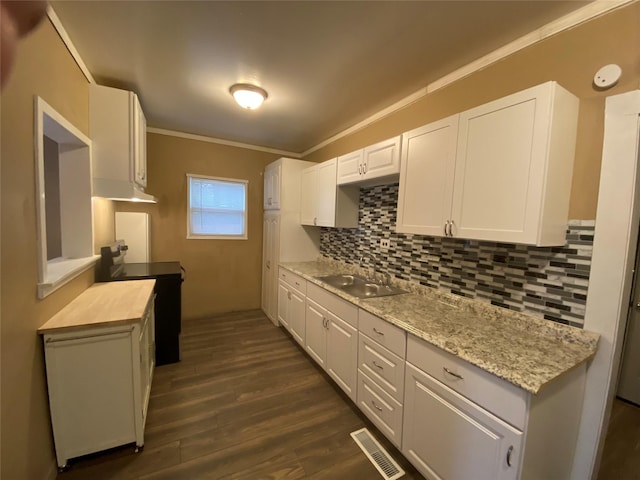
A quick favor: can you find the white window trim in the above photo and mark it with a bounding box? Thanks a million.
[35,97,98,299]
[186,173,249,240]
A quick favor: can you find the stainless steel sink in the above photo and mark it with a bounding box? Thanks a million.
[315,274,407,299]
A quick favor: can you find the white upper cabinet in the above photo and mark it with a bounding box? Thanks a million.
[396,81,579,246]
[264,161,281,210]
[300,158,359,228]
[397,115,459,237]
[337,136,401,186]
[90,85,152,201]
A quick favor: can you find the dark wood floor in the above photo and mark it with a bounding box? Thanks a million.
[58,310,424,480]
[598,397,640,480]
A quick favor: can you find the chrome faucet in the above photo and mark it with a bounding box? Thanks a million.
[359,253,379,284]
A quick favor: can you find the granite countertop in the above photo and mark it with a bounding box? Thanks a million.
[280,259,599,394]
[38,280,156,334]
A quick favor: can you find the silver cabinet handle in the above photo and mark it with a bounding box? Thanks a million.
[444,221,450,236]
[287,291,291,300]
[371,400,383,412]
[358,164,362,175]
[443,367,464,380]
[313,217,317,226]
[372,327,385,336]
[506,446,514,467]
[266,260,271,269]
[449,220,455,237]
[363,161,368,174]
[372,360,384,370]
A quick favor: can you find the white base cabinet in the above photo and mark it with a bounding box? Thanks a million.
[305,283,358,401]
[42,296,155,469]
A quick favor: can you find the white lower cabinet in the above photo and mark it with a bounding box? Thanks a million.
[305,283,358,401]
[403,334,586,480]
[403,363,523,480]
[277,268,306,346]
[41,291,155,469]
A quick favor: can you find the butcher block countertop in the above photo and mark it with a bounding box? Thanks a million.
[38,280,156,334]
[281,259,599,395]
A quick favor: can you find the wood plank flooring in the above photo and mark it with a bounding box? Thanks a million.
[598,398,640,480]
[57,310,425,480]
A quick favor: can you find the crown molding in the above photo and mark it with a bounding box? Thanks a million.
[146,128,301,158]
[47,6,95,84]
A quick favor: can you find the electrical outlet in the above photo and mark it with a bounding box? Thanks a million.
[380,239,390,249]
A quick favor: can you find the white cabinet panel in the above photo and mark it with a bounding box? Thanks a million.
[403,363,523,480]
[305,298,327,365]
[326,311,358,401]
[300,159,359,228]
[261,214,280,325]
[337,136,401,186]
[396,115,458,236]
[358,370,404,448]
[264,161,281,210]
[336,150,364,185]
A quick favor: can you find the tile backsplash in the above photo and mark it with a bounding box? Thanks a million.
[320,183,593,328]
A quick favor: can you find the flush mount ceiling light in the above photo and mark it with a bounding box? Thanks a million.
[229,83,268,110]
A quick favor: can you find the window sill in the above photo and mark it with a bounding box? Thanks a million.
[38,255,100,299]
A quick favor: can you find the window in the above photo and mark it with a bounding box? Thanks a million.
[35,97,96,299]
[187,174,248,239]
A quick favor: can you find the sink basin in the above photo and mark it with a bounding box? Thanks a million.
[315,274,407,299]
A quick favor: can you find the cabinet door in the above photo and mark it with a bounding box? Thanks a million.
[363,136,401,180]
[300,166,317,225]
[326,311,358,401]
[289,288,306,347]
[277,281,290,329]
[451,84,553,243]
[403,363,522,480]
[316,159,338,227]
[337,150,364,185]
[261,215,279,325]
[133,94,147,188]
[264,163,281,210]
[396,115,458,236]
[305,298,327,367]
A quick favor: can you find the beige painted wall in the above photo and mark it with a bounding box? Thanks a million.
[304,3,640,220]
[115,133,279,319]
[0,19,114,479]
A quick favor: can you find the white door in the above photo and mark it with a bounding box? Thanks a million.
[363,136,401,180]
[316,159,337,227]
[326,311,358,401]
[451,84,552,243]
[300,166,317,225]
[305,298,327,367]
[396,116,458,236]
[337,150,363,185]
[403,363,522,480]
[618,237,640,405]
[288,288,306,347]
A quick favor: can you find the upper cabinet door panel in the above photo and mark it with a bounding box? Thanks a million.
[337,150,364,185]
[264,162,282,210]
[363,135,401,180]
[300,167,317,225]
[451,81,577,245]
[396,116,459,236]
[133,95,147,188]
[316,159,338,227]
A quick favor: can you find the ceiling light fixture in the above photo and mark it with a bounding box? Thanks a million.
[229,83,268,110]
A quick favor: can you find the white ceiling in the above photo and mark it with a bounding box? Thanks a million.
[50,1,593,154]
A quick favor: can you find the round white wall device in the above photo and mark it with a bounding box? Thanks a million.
[593,64,622,89]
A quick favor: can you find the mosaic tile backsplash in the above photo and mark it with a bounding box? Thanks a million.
[320,183,594,328]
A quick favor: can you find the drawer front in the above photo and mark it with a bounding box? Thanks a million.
[406,334,528,430]
[358,333,405,403]
[279,268,306,295]
[358,309,406,357]
[357,370,403,448]
[307,283,358,328]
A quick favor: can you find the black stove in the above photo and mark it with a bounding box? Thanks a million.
[97,241,183,366]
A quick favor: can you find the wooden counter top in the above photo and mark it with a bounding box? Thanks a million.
[38,280,156,334]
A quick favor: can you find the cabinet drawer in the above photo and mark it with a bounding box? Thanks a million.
[358,309,406,357]
[307,283,358,328]
[358,333,405,403]
[407,334,528,430]
[357,370,403,448]
[278,268,306,295]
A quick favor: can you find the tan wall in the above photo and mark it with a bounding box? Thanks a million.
[0,20,114,479]
[115,133,279,319]
[304,3,640,220]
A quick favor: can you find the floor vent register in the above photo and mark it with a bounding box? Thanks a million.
[350,428,405,480]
